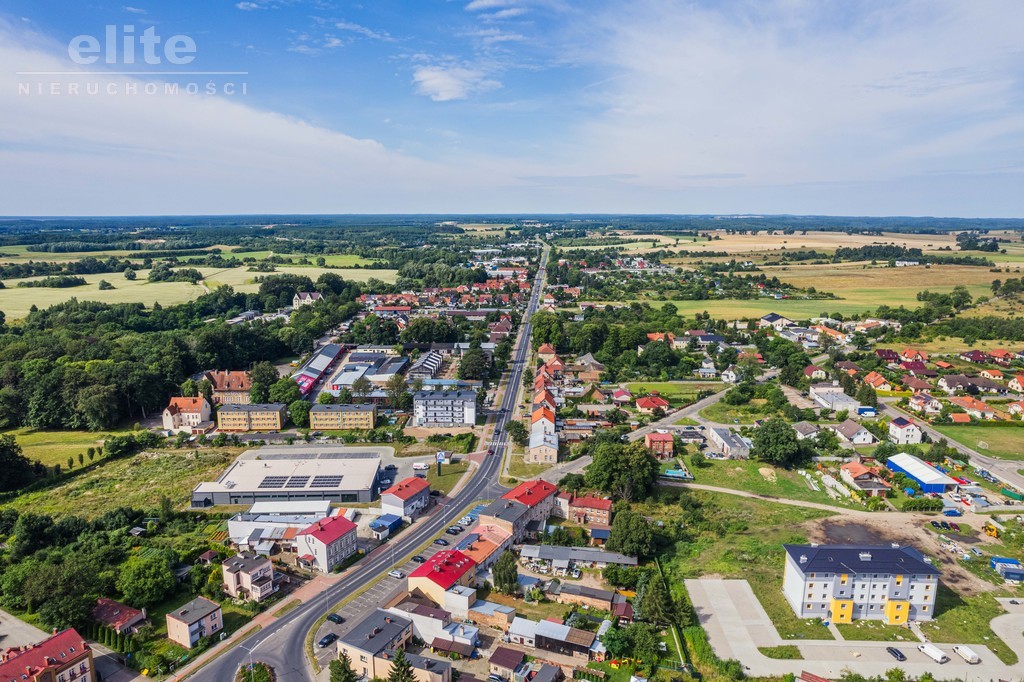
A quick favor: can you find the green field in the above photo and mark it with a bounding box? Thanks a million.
[1,427,132,467]
[930,424,1024,461]
[507,454,552,481]
[626,381,723,404]
[426,460,470,495]
[699,398,778,424]
[685,455,857,508]
[5,448,239,518]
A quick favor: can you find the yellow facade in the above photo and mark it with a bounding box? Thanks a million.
[884,600,909,625]
[309,406,376,431]
[217,406,286,432]
[829,598,854,624]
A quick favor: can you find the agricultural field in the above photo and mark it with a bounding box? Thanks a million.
[5,448,239,518]
[663,229,967,257]
[930,424,1024,461]
[0,244,144,262]
[875,338,1021,354]
[1,427,132,467]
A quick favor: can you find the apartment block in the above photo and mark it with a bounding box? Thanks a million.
[413,391,477,427]
[310,403,377,431]
[0,628,95,682]
[217,403,288,432]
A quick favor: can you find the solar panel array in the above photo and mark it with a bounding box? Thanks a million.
[310,475,343,488]
[285,476,310,488]
[258,476,289,489]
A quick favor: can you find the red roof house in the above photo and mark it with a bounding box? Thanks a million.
[635,396,670,413]
[502,479,558,508]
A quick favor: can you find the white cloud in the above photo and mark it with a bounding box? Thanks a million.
[465,0,515,11]
[235,2,263,10]
[469,28,525,44]
[123,6,147,14]
[483,8,527,20]
[335,20,392,41]
[412,65,501,101]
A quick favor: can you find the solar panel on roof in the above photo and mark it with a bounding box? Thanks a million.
[258,476,289,489]
[310,475,343,488]
[285,476,310,488]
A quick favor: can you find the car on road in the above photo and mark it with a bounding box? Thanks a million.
[433,538,449,547]
[388,570,404,579]
[411,555,426,563]
[318,633,338,648]
[326,613,344,624]
[1010,599,1020,605]
[487,449,494,455]
[886,647,906,662]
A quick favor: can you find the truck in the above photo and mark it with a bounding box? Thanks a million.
[1001,488,1024,502]
[952,645,981,664]
[917,644,950,664]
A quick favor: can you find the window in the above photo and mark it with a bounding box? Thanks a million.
[922,605,929,612]
[360,656,368,663]
[925,584,931,591]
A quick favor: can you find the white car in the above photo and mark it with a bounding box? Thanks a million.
[388,570,404,579]
[412,462,430,471]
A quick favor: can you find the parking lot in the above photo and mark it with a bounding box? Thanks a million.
[686,578,1024,681]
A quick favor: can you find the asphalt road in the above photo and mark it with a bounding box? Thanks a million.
[186,245,549,682]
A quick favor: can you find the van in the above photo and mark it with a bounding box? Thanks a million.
[413,462,430,471]
[952,645,980,664]
[917,644,950,664]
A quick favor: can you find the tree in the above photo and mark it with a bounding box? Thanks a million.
[351,376,373,403]
[752,417,804,468]
[641,573,673,624]
[116,552,177,608]
[317,391,336,405]
[197,378,214,404]
[458,348,491,381]
[385,373,411,411]
[331,653,359,682]
[250,362,279,403]
[180,379,198,397]
[601,625,631,658]
[814,428,840,453]
[606,510,655,560]
[506,420,529,447]
[124,268,136,280]
[855,383,878,407]
[386,648,416,682]
[493,551,519,595]
[586,441,659,501]
[0,435,41,493]
[269,377,302,405]
[289,399,311,427]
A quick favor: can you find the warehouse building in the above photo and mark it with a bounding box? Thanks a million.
[886,453,958,494]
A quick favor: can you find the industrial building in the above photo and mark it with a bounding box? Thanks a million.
[886,453,958,494]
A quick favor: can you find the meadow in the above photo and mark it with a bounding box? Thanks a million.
[663,229,968,257]
[1,427,132,467]
[930,424,1024,461]
[625,381,723,405]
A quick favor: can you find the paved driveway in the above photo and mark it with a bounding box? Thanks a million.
[686,578,1024,681]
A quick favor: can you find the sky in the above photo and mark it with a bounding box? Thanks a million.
[1,0,1024,216]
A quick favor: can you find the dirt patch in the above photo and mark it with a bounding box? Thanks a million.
[759,467,778,483]
[804,515,995,597]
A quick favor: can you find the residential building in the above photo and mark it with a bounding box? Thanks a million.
[296,514,358,573]
[831,419,876,445]
[518,545,638,568]
[537,344,558,363]
[1009,374,1024,392]
[534,618,596,661]
[989,349,1016,366]
[204,370,252,405]
[804,365,828,380]
[759,313,794,331]
[908,391,942,415]
[162,396,212,434]
[293,291,323,307]
[809,382,861,412]
[888,417,922,445]
[387,601,478,657]
[900,375,932,392]
[337,610,414,680]
[547,582,615,610]
[413,391,477,427]
[409,351,444,381]
[222,552,277,602]
[381,477,432,518]
[959,350,990,364]
[489,647,526,680]
[792,422,819,441]
[310,403,376,431]
[92,598,147,635]
[526,430,559,464]
[479,480,558,541]
[783,544,939,624]
[216,403,287,432]
[981,368,1005,381]
[1008,400,1024,416]
[226,501,336,554]
[635,395,670,414]
[0,628,95,682]
[863,371,892,392]
[567,495,612,526]
[900,349,929,363]
[166,597,223,649]
[886,453,957,493]
[721,365,739,383]
[531,407,556,434]
[191,447,381,507]
[949,395,996,420]
[644,431,674,457]
[709,427,751,459]
[840,463,891,498]
[408,550,478,606]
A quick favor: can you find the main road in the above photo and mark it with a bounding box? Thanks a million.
[185,245,549,682]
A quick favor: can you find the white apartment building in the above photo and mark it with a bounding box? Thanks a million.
[413,390,477,427]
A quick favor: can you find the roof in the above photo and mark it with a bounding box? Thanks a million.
[519,545,637,566]
[192,447,382,497]
[297,515,357,545]
[890,416,916,429]
[311,403,376,413]
[218,403,287,414]
[222,552,269,574]
[205,370,251,392]
[636,396,670,409]
[784,544,939,576]
[792,421,819,436]
[510,617,537,638]
[532,406,556,425]
[91,598,145,631]
[166,396,207,414]
[490,646,526,670]
[950,396,994,413]
[414,390,477,401]
[340,609,412,656]
[502,479,558,507]
[383,477,431,501]
[167,597,221,624]
[887,453,957,487]
[569,495,612,511]
[834,419,869,439]
[950,413,971,423]
[0,629,90,679]
[537,343,557,354]
[410,550,477,589]
[761,312,790,322]
[645,431,674,442]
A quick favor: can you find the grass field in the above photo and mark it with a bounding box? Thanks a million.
[699,398,777,424]
[426,460,470,495]
[685,455,856,508]
[626,381,723,405]
[1,427,132,467]
[0,265,397,319]
[930,424,1024,461]
[876,338,1020,354]
[6,448,239,518]
[507,454,552,481]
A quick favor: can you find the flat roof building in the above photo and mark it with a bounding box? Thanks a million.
[886,453,957,494]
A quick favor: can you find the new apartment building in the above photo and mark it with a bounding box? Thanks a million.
[413,391,477,427]
[216,403,288,431]
[309,403,377,431]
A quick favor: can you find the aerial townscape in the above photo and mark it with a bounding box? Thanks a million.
[3,3,1024,682]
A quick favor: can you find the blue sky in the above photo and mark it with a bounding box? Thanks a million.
[1,1,1024,216]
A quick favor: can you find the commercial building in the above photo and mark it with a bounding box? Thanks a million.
[166,597,223,649]
[296,514,359,573]
[413,391,477,427]
[408,550,478,604]
[409,351,444,380]
[782,544,939,625]
[162,396,212,434]
[0,628,95,682]
[216,403,288,432]
[191,446,383,507]
[226,500,336,554]
[222,553,277,602]
[518,545,637,568]
[809,382,862,412]
[381,477,432,518]
[292,343,343,396]
[886,453,957,494]
[205,370,252,405]
[310,403,377,431]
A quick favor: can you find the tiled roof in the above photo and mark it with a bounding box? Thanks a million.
[382,477,431,501]
[502,480,558,507]
[409,550,476,589]
[0,629,90,679]
[297,515,357,545]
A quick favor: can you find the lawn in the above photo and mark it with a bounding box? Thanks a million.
[626,381,724,406]
[1,426,132,467]
[699,398,778,424]
[919,588,1019,665]
[758,645,802,659]
[930,424,1024,461]
[507,455,552,481]
[684,456,857,509]
[426,460,470,496]
[5,448,240,518]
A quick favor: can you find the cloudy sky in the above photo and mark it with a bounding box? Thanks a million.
[2,0,1023,216]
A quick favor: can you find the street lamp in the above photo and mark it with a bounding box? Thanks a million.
[238,637,268,682]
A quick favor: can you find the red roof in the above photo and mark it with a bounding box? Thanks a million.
[950,413,972,423]
[538,343,557,354]
[569,495,612,511]
[502,479,558,508]
[166,396,206,414]
[409,550,476,589]
[382,477,431,500]
[646,432,674,442]
[205,370,251,392]
[0,629,90,679]
[532,407,556,424]
[297,515,357,545]
[636,396,670,409]
[91,598,145,631]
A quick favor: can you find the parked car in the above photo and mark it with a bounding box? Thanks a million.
[411,555,426,563]
[415,473,427,479]
[327,613,344,625]
[950,523,961,532]
[388,570,404,579]
[943,508,963,517]
[318,633,338,648]
[446,528,461,536]
[940,521,951,530]
[379,478,393,487]
[430,490,443,496]
[448,525,463,533]
[886,647,906,662]
[971,547,983,557]
[930,521,942,529]
[384,463,398,470]
[433,538,449,547]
